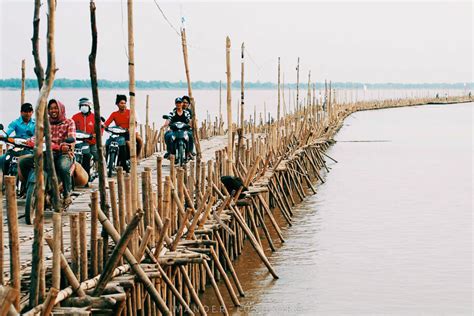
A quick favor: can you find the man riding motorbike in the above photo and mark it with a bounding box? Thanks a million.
[163,97,192,160]
[181,95,195,158]
[19,99,76,206]
[0,103,35,176]
[71,97,100,182]
[104,94,143,173]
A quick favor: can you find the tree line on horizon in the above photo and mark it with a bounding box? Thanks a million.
[0,78,471,90]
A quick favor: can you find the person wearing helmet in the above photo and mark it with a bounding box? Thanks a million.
[71,97,100,180]
[163,97,191,159]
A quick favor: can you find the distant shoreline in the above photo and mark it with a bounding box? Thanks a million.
[0,79,471,90]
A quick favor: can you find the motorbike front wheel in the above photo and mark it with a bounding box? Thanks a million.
[107,150,116,177]
[177,141,186,166]
[25,183,36,225]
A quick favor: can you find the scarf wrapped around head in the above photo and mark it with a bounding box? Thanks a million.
[48,99,67,124]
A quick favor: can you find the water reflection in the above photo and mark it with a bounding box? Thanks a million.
[201,102,473,315]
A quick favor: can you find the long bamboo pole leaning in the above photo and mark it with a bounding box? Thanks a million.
[29,0,57,307]
[89,0,111,269]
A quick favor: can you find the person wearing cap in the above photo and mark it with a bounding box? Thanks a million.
[163,97,192,159]
[0,102,35,175]
[104,94,143,172]
[71,97,100,180]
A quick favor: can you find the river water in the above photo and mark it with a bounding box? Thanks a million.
[201,102,473,315]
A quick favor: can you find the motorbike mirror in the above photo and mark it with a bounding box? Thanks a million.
[100,116,106,122]
[162,115,170,120]
[65,137,76,144]
[0,124,4,130]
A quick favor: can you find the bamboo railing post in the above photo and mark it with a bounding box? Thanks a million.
[109,180,120,234]
[41,287,58,316]
[91,191,99,276]
[240,42,245,129]
[117,167,126,234]
[296,57,300,111]
[226,36,233,176]
[69,214,80,279]
[156,156,163,219]
[127,0,139,237]
[5,177,20,310]
[52,212,62,290]
[79,212,88,282]
[21,59,26,105]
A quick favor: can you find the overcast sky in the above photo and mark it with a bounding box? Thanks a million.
[0,0,472,84]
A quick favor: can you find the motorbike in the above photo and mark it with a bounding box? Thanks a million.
[163,115,191,166]
[105,126,129,177]
[0,124,34,194]
[75,131,98,182]
[24,137,77,225]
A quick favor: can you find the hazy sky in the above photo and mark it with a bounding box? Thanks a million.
[0,0,472,83]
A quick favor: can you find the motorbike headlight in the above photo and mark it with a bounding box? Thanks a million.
[6,154,10,160]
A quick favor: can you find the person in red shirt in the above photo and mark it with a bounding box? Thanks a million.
[71,97,100,179]
[104,94,142,173]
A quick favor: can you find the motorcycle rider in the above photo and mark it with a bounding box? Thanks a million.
[0,102,35,175]
[182,95,195,158]
[163,97,191,159]
[104,94,142,173]
[71,97,100,181]
[19,99,76,206]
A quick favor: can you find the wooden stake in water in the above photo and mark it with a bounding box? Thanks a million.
[21,59,26,105]
[240,42,245,129]
[226,36,233,175]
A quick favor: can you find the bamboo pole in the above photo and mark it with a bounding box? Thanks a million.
[29,0,56,307]
[45,238,86,297]
[296,57,300,111]
[226,36,233,175]
[240,42,245,129]
[40,287,58,316]
[93,210,143,296]
[69,214,80,279]
[0,286,19,316]
[79,212,88,282]
[5,177,20,310]
[97,209,170,315]
[52,212,61,290]
[127,0,139,228]
[91,190,99,276]
[89,0,111,272]
[277,57,281,145]
[21,60,26,105]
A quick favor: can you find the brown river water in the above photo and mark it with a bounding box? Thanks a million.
[201,102,473,315]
